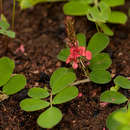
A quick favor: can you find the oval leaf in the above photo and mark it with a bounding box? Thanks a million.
[106,108,127,130]
[0,57,15,87]
[87,2,111,23]
[53,86,78,104]
[63,1,90,15]
[37,107,62,128]
[77,33,86,47]
[28,87,49,99]
[3,74,26,95]
[20,98,49,111]
[57,48,70,62]
[114,76,130,89]
[50,67,76,95]
[100,90,128,104]
[108,11,127,24]
[99,23,114,36]
[89,53,112,70]
[90,70,111,84]
[101,0,125,7]
[87,32,109,57]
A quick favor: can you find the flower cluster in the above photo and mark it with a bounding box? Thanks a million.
[66,45,92,69]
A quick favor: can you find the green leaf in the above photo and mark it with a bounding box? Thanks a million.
[90,70,111,84]
[28,87,49,99]
[77,33,86,47]
[114,76,130,89]
[57,48,70,62]
[37,107,62,128]
[1,14,8,22]
[0,57,15,87]
[108,11,127,24]
[100,90,128,104]
[20,98,49,111]
[99,23,114,36]
[101,0,125,7]
[3,74,26,95]
[89,53,112,70]
[52,86,78,104]
[19,0,69,9]
[114,111,130,125]
[118,125,130,130]
[87,32,109,57]
[63,1,90,16]
[0,20,9,30]
[6,30,15,38]
[0,29,15,38]
[50,67,76,95]
[106,108,127,130]
[87,1,111,23]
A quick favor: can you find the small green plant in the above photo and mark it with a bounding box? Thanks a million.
[100,76,130,104]
[0,14,15,38]
[0,57,26,101]
[100,76,130,130]
[63,0,127,36]
[20,67,78,128]
[58,32,112,84]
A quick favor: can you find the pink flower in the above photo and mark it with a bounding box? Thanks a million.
[78,93,83,97]
[66,46,92,69]
[16,44,25,53]
[86,51,92,60]
[100,102,109,108]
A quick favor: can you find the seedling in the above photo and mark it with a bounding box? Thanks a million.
[100,75,130,104]
[0,14,15,38]
[20,67,78,128]
[63,0,127,36]
[0,57,26,102]
[100,76,130,130]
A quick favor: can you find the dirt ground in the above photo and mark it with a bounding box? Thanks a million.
[0,0,130,130]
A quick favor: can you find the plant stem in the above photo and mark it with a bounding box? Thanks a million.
[80,59,89,78]
[50,92,53,107]
[0,0,2,15]
[12,0,16,30]
[94,0,98,7]
[95,23,100,32]
[71,78,90,86]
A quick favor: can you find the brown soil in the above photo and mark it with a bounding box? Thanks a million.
[0,0,130,130]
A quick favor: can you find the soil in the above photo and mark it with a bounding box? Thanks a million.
[0,0,130,130]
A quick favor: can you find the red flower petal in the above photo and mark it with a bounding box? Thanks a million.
[72,61,78,69]
[85,51,92,60]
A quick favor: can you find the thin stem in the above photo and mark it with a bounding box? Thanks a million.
[94,0,98,7]
[71,78,90,86]
[12,0,16,30]
[0,0,2,15]
[50,92,53,107]
[95,23,100,32]
[80,59,89,78]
